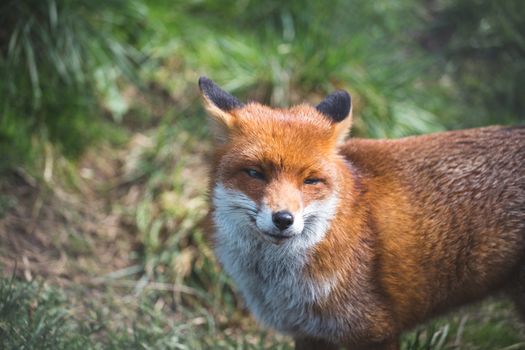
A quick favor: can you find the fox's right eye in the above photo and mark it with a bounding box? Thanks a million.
[243,168,265,181]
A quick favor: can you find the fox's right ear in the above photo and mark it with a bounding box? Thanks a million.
[316,90,352,144]
[199,77,244,143]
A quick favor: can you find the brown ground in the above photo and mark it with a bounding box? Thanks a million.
[0,143,135,286]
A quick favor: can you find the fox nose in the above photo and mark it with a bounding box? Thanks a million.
[272,210,294,231]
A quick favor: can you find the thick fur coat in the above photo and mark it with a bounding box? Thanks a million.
[200,77,525,349]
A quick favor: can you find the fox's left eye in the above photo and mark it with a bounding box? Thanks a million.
[304,178,322,185]
[244,168,266,181]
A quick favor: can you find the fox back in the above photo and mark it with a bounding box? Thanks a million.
[200,77,525,350]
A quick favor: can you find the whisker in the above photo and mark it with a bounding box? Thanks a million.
[226,205,257,213]
[220,207,257,215]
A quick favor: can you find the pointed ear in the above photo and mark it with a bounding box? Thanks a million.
[316,90,353,143]
[199,76,244,142]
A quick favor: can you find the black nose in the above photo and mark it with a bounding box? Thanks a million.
[272,211,294,231]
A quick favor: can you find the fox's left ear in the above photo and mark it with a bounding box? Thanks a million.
[316,90,353,143]
[199,76,244,142]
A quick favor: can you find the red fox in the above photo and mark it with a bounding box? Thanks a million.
[199,76,525,350]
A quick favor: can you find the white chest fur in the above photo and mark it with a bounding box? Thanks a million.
[212,184,342,337]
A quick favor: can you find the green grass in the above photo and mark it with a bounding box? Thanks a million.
[1,0,525,348]
[402,301,525,350]
[0,0,144,168]
[0,272,292,349]
[0,274,90,349]
[1,273,524,349]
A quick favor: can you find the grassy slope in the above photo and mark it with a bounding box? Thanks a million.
[1,0,525,349]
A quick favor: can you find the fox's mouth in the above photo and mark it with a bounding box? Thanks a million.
[265,232,293,241]
[259,231,294,245]
[248,215,296,244]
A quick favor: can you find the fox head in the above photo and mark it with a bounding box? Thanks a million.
[200,77,352,246]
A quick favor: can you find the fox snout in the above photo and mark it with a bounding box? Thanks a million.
[248,178,306,242]
[272,210,294,230]
[255,204,305,242]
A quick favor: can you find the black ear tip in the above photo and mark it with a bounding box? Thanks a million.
[198,76,212,91]
[198,76,244,111]
[332,90,351,107]
[338,90,351,103]
[316,89,352,122]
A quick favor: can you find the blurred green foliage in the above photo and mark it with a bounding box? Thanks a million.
[422,0,525,127]
[0,0,145,167]
[1,0,524,169]
[149,0,447,137]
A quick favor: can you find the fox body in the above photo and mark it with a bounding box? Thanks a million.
[200,77,525,350]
